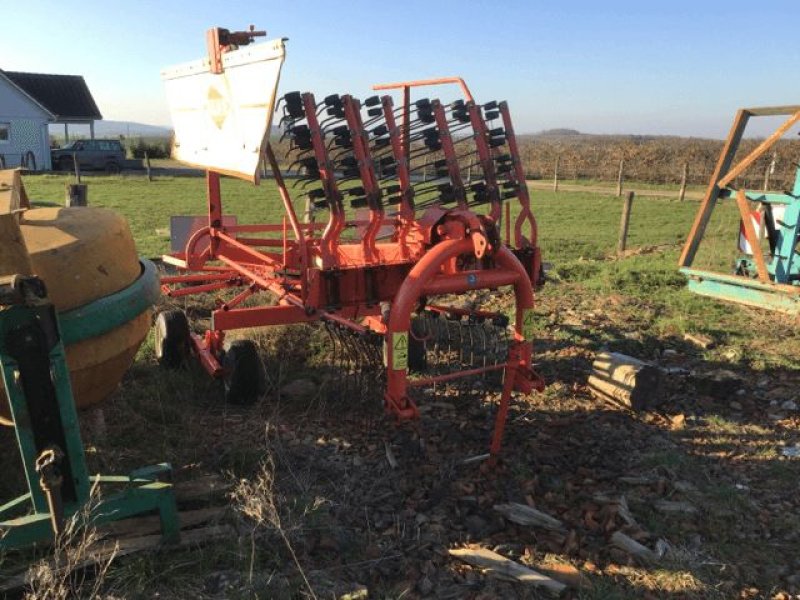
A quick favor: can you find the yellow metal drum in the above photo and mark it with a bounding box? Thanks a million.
[0,207,151,425]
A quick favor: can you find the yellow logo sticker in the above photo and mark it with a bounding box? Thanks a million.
[206,86,230,129]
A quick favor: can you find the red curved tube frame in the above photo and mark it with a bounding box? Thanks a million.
[384,237,539,456]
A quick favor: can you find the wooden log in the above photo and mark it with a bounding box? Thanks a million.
[653,499,698,515]
[591,494,639,528]
[616,158,624,197]
[0,212,33,276]
[0,524,235,593]
[618,475,658,486]
[610,531,658,564]
[173,474,232,504]
[449,547,567,595]
[683,332,714,350]
[100,507,225,539]
[493,503,565,531]
[587,351,663,411]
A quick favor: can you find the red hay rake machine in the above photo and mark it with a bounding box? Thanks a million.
[156,27,544,459]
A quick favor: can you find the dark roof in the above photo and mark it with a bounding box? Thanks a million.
[2,71,101,120]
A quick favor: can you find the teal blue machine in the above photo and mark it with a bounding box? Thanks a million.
[679,104,800,314]
[0,270,179,550]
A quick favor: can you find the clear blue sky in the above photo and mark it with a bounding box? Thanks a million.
[3,1,798,137]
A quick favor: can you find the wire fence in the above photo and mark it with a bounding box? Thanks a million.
[270,135,800,192]
[516,136,800,190]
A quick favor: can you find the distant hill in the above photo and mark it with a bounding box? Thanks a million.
[533,128,583,137]
[92,120,172,138]
[88,121,283,139]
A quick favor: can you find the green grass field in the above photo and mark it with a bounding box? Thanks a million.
[24,173,705,259]
[22,172,794,369]
[22,173,756,357]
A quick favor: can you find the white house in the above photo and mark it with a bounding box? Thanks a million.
[0,70,102,171]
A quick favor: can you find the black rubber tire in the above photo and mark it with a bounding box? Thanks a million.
[222,340,267,405]
[105,161,121,175]
[154,310,191,368]
[408,335,427,373]
[408,317,428,373]
[58,156,73,172]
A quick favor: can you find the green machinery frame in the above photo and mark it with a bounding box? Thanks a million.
[680,104,800,313]
[0,269,178,550]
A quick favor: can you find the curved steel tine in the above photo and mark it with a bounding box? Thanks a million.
[446,318,455,394]
[425,313,435,369]
[493,321,504,365]
[349,330,365,402]
[369,336,383,406]
[337,326,349,404]
[348,329,360,404]
[346,329,356,404]
[356,333,371,404]
[354,331,380,414]
[324,321,339,402]
[479,322,488,376]
[435,315,445,378]
[337,326,352,405]
[429,315,440,392]
[459,319,468,369]
[335,325,345,403]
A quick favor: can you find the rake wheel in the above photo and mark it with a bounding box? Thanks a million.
[222,340,267,405]
[154,310,191,369]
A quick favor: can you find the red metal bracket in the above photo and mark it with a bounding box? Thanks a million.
[206,26,266,75]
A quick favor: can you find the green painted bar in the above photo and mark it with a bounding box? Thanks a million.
[0,276,179,551]
[58,258,160,346]
[682,269,800,314]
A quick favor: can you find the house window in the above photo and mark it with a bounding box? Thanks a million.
[0,123,9,144]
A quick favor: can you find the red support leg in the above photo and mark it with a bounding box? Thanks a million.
[489,364,517,462]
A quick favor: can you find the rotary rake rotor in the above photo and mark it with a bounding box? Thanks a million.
[158,28,545,460]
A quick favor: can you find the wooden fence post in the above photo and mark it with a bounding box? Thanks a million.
[553,155,560,192]
[617,191,634,253]
[65,184,88,207]
[303,193,314,224]
[616,158,624,197]
[145,151,153,182]
[764,151,776,192]
[72,152,81,184]
[66,151,87,207]
[678,162,688,202]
